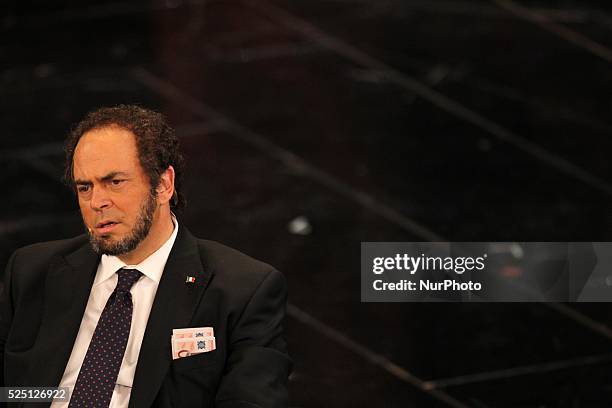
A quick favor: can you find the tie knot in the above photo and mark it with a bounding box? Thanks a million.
[116,268,142,293]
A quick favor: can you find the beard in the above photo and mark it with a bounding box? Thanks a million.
[87,191,157,256]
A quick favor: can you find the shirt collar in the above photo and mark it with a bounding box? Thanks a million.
[95,215,179,286]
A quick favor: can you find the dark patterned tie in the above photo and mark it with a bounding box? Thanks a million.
[68,268,142,408]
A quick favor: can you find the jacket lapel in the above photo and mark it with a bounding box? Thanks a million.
[129,226,213,408]
[28,239,99,389]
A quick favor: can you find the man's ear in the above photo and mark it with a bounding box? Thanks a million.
[157,165,176,205]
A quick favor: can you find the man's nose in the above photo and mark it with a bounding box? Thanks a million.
[90,187,112,211]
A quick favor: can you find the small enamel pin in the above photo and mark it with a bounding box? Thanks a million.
[185,276,196,284]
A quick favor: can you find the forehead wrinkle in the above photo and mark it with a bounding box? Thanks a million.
[76,126,138,157]
[73,127,141,182]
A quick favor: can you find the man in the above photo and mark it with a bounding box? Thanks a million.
[0,105,290,407]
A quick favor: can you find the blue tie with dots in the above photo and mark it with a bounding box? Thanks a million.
[68,268,142,408]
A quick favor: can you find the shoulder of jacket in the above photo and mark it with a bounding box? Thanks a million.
[193,239,282,286]
[13,234,90,261]
[195,239,273,272]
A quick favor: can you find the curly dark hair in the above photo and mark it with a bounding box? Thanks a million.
[64,105,186,212]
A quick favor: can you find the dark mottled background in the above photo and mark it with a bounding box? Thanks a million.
[2,0,612,406]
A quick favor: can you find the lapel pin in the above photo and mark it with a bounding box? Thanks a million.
[186,276,196,284]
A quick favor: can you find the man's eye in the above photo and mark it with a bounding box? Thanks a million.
[111,179,124,186]
[77,186,90,193]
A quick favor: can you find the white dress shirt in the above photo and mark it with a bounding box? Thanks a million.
[52,218,179,408]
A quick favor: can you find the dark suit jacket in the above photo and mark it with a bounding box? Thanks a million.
[0,226,291,407]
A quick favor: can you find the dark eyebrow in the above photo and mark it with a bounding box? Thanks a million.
[100,171,129,182]
[74,179,92,186]
[74,171,129,185]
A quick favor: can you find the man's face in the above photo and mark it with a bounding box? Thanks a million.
[72,126,158,256]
